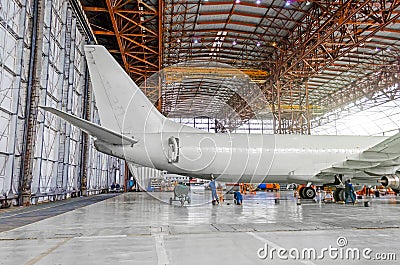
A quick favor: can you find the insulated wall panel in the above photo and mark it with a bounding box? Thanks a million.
[0,0,123,201]
[0,0,29,196]
[31,0,123,196]
[86,105,124,193]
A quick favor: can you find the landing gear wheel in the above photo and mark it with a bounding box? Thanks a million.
[187,196,191,204]
[299,187,305,198]
[333,188,345,202]
[300,187,316,199]
[169,197,173,205]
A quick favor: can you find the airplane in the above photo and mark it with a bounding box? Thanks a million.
[41,45,400,201]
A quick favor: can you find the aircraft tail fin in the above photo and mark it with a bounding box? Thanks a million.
[40,106,138,145]
[84,45,165,134]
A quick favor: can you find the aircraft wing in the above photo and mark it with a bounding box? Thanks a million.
[40,106,138,146]
[317,132,400,181]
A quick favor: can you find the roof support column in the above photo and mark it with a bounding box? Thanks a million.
[289,82,294,134]
[157,0,164,112]
[19,0,46,206]
[305,81,311,135]
[271,79,276,134]
[80,65,91,196]
[277,80,282,134]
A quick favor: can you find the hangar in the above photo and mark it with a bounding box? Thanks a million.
[0,0,399,264]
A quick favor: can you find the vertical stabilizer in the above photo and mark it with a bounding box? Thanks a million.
[84,45,164,134]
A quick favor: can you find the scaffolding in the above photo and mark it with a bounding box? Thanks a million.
[0,0,123,205]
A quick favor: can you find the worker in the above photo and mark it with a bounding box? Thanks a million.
[234,191,243,205]
[366,185,371,196]
[316,187,322,202]
[345,179,355,204]
[128,178,135,191]
[324,190,333,203]
[350,181,356,203]
[1,194,10,209]
[209,176,219,204]
[110,182,116,192]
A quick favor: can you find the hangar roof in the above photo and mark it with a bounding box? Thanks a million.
[80,0,400,131]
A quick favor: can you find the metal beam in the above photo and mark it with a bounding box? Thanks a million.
[106,0,129,72]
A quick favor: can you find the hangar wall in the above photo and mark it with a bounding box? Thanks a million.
[0,0,124,203]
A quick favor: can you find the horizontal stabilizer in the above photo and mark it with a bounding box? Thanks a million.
[40,106,138,145]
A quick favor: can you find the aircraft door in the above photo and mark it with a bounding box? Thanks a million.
[167,136,179,163]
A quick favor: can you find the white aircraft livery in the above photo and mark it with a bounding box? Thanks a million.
[41,45,400,200]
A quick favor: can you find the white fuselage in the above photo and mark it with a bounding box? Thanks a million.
[46,46,394,186]
[95,130,386,184]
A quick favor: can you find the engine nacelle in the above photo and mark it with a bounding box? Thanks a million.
[380,174,400,190]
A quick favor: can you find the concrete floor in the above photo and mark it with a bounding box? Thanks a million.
[0,190,399,265]
[0,194,119,233]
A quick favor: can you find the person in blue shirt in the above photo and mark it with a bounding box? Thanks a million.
[209,177,219,204]
[234,191,243,205]
[128,179,135,191]
[345,179,356,204]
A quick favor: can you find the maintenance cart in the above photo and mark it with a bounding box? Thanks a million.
[169,184,191,206]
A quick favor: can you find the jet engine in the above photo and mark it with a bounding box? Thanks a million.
[380,174,400,191]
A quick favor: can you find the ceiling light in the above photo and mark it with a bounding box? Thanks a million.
[194,39,199,44]
[285,1,291,6]
[257,42,261,47]
[256,0,261,4]
[235,0,240,3]
[232,40,237,46]
[177,39,181,43]
[306,1,311,5]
